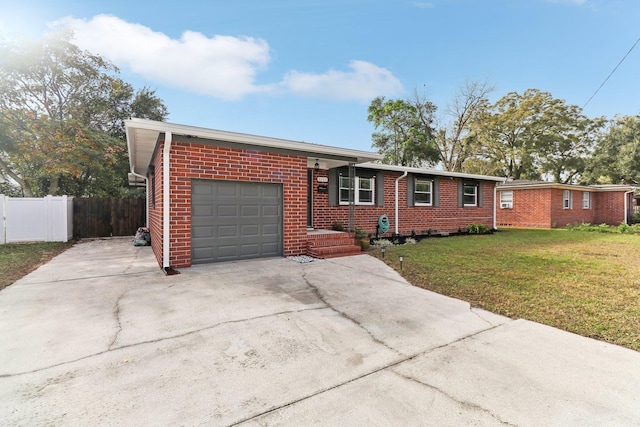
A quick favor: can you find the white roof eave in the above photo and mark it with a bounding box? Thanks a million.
[498,183,636,192]
[125,118,383,176]
[356,162,506,182]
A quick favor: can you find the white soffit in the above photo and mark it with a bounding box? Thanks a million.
[125,118,382,176]
[357,162,506,182]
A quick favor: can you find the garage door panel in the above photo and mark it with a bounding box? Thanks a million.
[217,205,238,217]
[192,247,214,262]
[241,205,260,217]
[192,179,283,264]
[241,185,260,197]
[262,224,279,235]
[192,205,213,217]
[192,182,213,196]
[261,185,280,197]
[217,225,238,237]
[262,242,279,253]
[192,226,213,238]
[240,244,259,255]
[241,224,260,236]
[217,182,240,197]
[262,205,279,216]
[217,248,239,261]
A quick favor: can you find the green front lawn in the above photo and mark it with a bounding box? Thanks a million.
[0,242,73,291]
[374,228,640,352]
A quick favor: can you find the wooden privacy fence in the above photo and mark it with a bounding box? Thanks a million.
[73,198,146,239]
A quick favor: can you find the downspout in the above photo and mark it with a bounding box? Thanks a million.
[130,171,149,227]
[495,179,506,230]
[624,190,634,225]
[163,132,173,271]
[395,171,408,235]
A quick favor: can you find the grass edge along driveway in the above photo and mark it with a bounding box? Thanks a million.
[375,228,640,352]
[0,242,73,291]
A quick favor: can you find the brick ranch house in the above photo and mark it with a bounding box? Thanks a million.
[126,119,504,271]
[496,180,637,229]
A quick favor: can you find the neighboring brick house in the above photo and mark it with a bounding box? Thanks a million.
[496,180,637,229]
[126,119,504,271]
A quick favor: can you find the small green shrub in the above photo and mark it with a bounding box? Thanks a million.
[331,221,344,231]
[404,237,417,245]
[354,228,368,239]
[567,222,640,234]
[467,223,490,234]
[373,238,395,248]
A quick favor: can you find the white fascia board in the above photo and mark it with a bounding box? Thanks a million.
[356,162,506,182]
[500,183,635,192]
[587,184,636,192]
[125,121,138,173]
[125,118,382,166]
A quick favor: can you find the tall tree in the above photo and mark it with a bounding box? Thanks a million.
[0,30,168,197]
[435,80,494,172]
[472,89,597,182]
[582,115,640,185]
[367,95,439,167]
[534,102,604,183]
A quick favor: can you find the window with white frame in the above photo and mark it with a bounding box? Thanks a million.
[563,190,572,209]
[582,191,590,209]
[339,175,374,205]
[500,190,513,209]
[463,183,478,206]
[415,178,433,205]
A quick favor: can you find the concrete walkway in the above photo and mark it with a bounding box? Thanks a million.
[1,238,639,426]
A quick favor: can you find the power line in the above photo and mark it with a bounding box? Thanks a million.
[582,35,640,109]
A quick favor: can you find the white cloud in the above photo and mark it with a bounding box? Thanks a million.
[58,15,270,100]
[281,60,404,102]
[55,15,403,102]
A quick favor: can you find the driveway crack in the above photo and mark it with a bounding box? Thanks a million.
[390,370,517,426]
[0,306,325,379]
[301,271,402,356]
[108,290,129,350]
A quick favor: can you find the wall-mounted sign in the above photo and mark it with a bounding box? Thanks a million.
[317,185,328,193]
[317,177,328,183]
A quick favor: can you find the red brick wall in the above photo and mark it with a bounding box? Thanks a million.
[594,191,627,225]
[149,139,307,269]
[148,146,164,268]
[496,188,628,228]
[549,189,597,227]
[311,169,496,237]
[497,188,552,228]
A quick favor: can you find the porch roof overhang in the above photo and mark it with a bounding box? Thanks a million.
[356,162,506,182]
[125,118,382,177]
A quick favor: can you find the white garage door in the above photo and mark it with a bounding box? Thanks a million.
[191,180,283,264]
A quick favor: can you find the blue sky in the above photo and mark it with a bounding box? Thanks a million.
[2,0,639,152]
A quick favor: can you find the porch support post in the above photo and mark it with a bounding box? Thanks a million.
[348,162,355,232]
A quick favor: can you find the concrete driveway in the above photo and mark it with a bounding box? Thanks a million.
[1,238,639,426]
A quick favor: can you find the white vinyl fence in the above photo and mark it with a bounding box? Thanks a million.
[0,195,73,244]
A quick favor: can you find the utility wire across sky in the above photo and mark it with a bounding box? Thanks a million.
[583,35,640,110]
